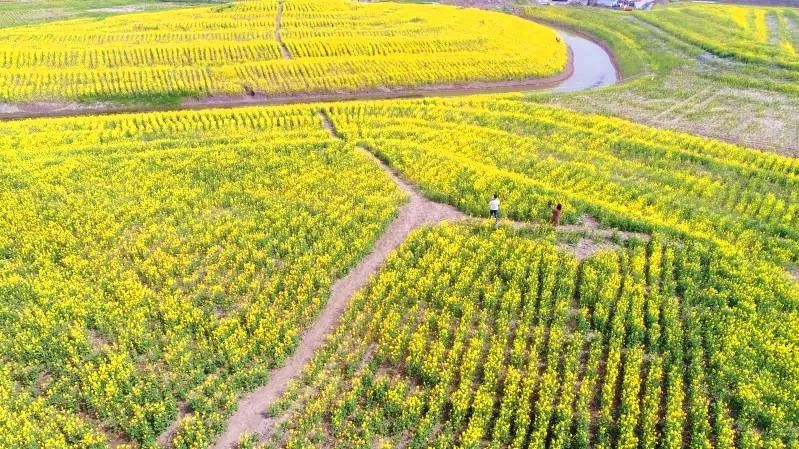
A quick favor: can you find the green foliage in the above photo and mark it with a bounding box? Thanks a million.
[638,4,799,70]
[0,0,188,28]
[521,4,799,155]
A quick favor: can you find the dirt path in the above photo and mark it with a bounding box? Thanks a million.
[211,186,463,449]
[275,0,290,60]
[139,105,657,448]
[207,111,651,449]
[155,403,188,448]
[209,113,464,449]
[536,223,649,242]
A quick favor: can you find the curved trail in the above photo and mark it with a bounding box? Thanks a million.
[0,32,616,121]
[207,111,649,449]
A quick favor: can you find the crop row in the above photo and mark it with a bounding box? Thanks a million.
[283,37,487,59]
[0,42,284,69]
[3,96,796,448]
[269,224,797,448]
[637,5,798,70]
[0,52,564,101]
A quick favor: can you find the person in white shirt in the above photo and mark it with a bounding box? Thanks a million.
[489,194,500,222]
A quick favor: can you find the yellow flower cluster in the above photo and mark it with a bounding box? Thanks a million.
[0,0,567,102]
[273,224,798,448]
[638,4,798,70]
[0,105,404,447]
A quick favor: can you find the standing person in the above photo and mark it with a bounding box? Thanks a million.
[550,203,563,227]
[489,194,500,224]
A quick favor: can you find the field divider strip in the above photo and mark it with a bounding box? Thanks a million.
[276,0,291,60]
[0,29,589,121]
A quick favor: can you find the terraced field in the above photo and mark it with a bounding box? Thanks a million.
[0,0,566,104]
[522,4,799,155]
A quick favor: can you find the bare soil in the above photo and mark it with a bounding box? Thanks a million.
[510,218,651,243]
[765,11,781,47]
[652,87,713,122]
[87,5,144,13]
[558,238,621,261]
[155,402,189,448]
[275,0,290,60]
[581,214,599,230]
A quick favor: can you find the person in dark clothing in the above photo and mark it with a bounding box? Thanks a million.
[550,203,563,227]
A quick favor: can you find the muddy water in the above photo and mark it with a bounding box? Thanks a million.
[554,31,619,92]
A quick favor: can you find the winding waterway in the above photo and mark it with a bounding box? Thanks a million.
[554,31,619,92]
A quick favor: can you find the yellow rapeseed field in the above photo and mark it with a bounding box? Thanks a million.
[0,105,405,448]
[273,224,798,449]
[0,0,567,102]
[1,97,797,448]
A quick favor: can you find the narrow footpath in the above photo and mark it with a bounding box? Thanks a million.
[209,113,464,449]
[275,0,291,60]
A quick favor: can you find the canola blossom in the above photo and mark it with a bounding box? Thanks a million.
[0,0,567,102]
[270,224,799,448]
[0,106,404,447]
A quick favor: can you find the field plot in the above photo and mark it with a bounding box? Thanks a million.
[267,224,798,448]
[0,0,566,104]
[0,0,189,28]
[637,4,798,70]
[0,107,404,447]
[522,5,799,155]
[327,96,799,268]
